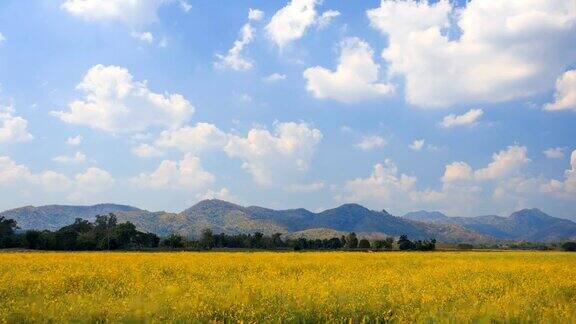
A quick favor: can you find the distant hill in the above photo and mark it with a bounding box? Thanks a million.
[5,200,573,242]
[402,209,576,242]
[1,204,141,231]
[1,199,491,243]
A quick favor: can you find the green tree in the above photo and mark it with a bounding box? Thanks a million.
[562,242,576,251]
[113,222,138,248]
[373,237,394,250]
[200,229,215,250]
[397,235,414,250]
[94,214,118,250]
[358,238,371,249]
[163,234,185,249]
[0,216,18,248]
[345,232,358,249]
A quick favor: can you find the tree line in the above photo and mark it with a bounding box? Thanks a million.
[0,214,159,250]
[0,214,439,251]
[6,214,575,251]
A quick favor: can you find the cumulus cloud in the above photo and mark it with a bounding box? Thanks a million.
[224,122,322,186]
[266,0,319,48]
[474,145,530,180]
[0,32,5,44]
[155,123,228,153]
[439,109,483,128]
[52,151,87,164]
[262,73,287,82]
[441,161,474,184]
[131,31,154,44]
[304,37,394,103]
[339,144,574,216]
[215,9,263,71]
[367,0,576,107]
[66,135,83,146]
[540,149,576,198]
[356,135,386,151]
[51,65,194,133]
[196,187,240,203]
[61,0,170,26]
[0,156,71,191]
[409,139,425,151]
[543,147,565,159]
[339,159,417,206]
[131,143,163,158]
[134,153,214,190]
[317,10,341,29]
[75,167,114,190]
[68,167,115,201]
[0,105,33,143]
[544,70,576,111]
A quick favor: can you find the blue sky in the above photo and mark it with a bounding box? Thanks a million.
[0,0,575,219]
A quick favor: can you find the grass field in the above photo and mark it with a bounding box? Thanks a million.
[1,251,575,323]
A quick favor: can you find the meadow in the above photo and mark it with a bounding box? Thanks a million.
[1,251,575,323]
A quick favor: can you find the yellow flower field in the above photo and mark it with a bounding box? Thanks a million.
[1,251,575,323]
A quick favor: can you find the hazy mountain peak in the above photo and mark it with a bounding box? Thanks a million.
[403,210,449,223]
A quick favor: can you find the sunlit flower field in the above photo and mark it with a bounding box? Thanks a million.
[1,251,575,323]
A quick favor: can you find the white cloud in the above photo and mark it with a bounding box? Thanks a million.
[284,181,325,193]
[131,143,163,158]
[0,32,5,44]
[155,123,228,153]
[0,156,33,185]
[356,135,386,151]
[367,0,576,107]
[0,105,33,143]
[474,145,530,180]
[52,65,194,133]
[75,167,114,189]
[540,149,576,198]
[134,153,214,190]
[439,109,483,128]
[318,10,340,28]
[61,0,169,26]
[224,122,322,186]
[131,31,154,44]
[340,159,417,206]
[248,8,264,21]
[262,73,287,82]
[197,187,240,203]
[265,0,318,48]
[441,161,474,183]
[52,151,87,164]
[544,70,576,111]
[179,0,191,13]
[304,37,394,103]
[0,156,71,191]
[543,147,565,159]
[215,9,263,71]
[66,135,83,146]
[409,139,425,151]
[68,167,115,201]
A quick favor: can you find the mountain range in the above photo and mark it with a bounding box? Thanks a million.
[403,209,576,242]
[2,199,575,243]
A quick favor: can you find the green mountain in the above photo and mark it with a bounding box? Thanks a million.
[402,209,576,242]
